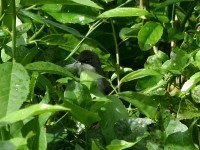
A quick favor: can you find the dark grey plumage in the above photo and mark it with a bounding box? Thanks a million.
[78,50,111,94]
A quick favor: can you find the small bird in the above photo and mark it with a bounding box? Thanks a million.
[65,50,111,94]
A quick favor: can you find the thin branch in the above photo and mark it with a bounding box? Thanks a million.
[180,0,198,31]
[12,0,16,62]
[111,19,120,93]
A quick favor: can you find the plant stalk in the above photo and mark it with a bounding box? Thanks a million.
[64,19,103,61]
[180,0,198,31]
[111,19,120,93]
[12,0,16,62]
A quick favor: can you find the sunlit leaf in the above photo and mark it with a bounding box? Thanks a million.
[138,22,163,51]
[0,62,30,118]
[0,104,68,126]
[120,69,161,84]
[181,72,200,94]
[98,8,150,18]
[165,119,188,136]
[41,5,97,25]
[106,139,135,150]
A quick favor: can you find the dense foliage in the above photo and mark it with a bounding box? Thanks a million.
[0,0,200,149]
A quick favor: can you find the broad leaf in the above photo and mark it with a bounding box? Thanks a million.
[21,113,51,150]
[63,100,100,126]
[119,92,157,119]
[99,96,128,143]
[164,127,198,150]
[0,62,30,118]
[41,4,97,25]
[138,22,163,51]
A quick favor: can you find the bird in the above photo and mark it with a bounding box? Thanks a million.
[65,50,111,95]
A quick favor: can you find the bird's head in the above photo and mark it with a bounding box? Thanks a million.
[78,50,103,75]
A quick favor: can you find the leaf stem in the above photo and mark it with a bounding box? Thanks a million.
[111,19,120,93]
[29,24,45,42]
[180,0,198,31]
[64,19,103,61]
[12,0,16,62]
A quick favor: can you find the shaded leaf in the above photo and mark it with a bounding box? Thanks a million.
[21,0,102,9]
[164,127,198,150]
[99,96,128,143]
[63,100,100,126]
[119,92,157,119]
[26,61,75,79]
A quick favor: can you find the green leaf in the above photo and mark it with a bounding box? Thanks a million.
[0,137,27,149]
[106,139,135,150]
[144,51,169,70]
[165,119,188,136]
[138,22,163,51]
[162,48,189,73]
[155,0,193,10]
[98,8,150,18]
[120,69,161,84]
[119,27,139,40]
[63,100,100,126]
[99,96,128,143]
[44,20,83,38]
[191,85,200,103]
[194,49,200,69]
[25,61,75,79]
[181,72,200,95]
[177,99,200,120]
[21,113,51,150]
[19,9,45,24]
[164,127,198,150]
[21,0,103,9]
[0,104,68,126]
[64,81,92,109]
[20,47,39,65]
[119,92,157,119]
[42,5,97,25]
[0,62,30,118]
